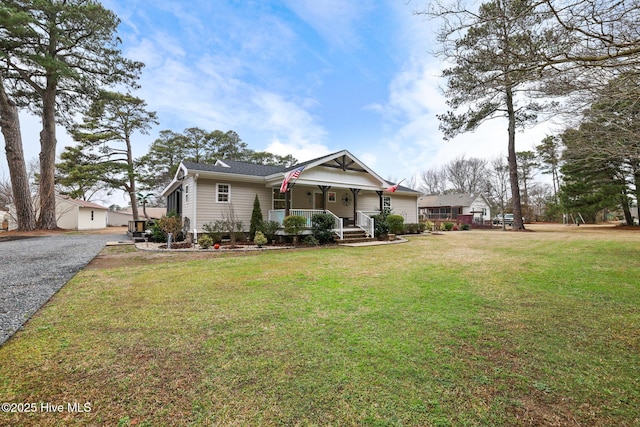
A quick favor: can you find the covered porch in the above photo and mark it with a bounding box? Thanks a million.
[267,184,387,239]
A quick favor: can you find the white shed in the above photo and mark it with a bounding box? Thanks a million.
[55,196,108,230]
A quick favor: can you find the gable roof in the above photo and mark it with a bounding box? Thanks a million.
[418,193,488,208]
[162,149,420,196]
[57,196,108,210]
[182,159,287,177]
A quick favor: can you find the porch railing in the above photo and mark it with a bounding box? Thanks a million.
[268,209,344,240]
[356,211,374,237]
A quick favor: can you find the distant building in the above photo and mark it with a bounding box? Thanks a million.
[9,196,108,231]
[107,207,167,227]
[418,193,491,225]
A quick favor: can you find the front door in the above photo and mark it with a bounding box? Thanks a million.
[314,192,325,210]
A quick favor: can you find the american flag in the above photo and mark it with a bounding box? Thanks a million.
[385,178,404,192]
[279,166,305,193]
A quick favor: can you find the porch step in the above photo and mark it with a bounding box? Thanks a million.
[337,228,374,244]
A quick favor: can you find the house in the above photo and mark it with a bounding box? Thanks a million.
[107,207,167,226]
[418,193,491,225]
[9,196,108,231]
[161,150,420,239]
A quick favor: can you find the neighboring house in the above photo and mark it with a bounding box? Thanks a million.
[107,207,167,226]
[418,193,491,225]
[9,196,108,231]
[161,149,420,239]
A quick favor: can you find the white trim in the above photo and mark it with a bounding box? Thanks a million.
[264,150,389,187]
[272,187,285,210]
[382,195,392,210]
[216,183,231,203]
[193,174,198,230]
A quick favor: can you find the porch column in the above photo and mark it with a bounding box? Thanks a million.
[350,188,361,221]
[318,185,331,211]
[376,190,384,213]
[284,189,290,217]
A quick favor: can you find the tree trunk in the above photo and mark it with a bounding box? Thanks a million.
[126,135,139,220]
[634,164,640,226]
[505,86,525,230]
[0,81,36,231]
[620,191,633,225]
[38,83,58,229]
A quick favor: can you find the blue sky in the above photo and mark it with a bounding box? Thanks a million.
[2,0,552,204]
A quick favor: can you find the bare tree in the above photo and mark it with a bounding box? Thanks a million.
[540,0,640,67]
[446,156,488,194]
[419,168,448,195]
[487,156,510,230]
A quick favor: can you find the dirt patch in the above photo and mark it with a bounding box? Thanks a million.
[515,395,581,427]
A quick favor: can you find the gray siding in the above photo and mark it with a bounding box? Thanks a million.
[194,179,271,232]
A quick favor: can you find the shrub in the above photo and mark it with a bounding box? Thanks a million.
[283,215,306,238]
[311,213,336,244]
[157,214,183,241]
[303,235,319,246]
[262,220,280,243]
[387,214,405,234]
[203,220,225,243]
[372,214,389,237]
[460,223,471,231]
[425,220,434,232]
[198,234,213,249]
[253,231,267,247]
[147,220,165,242]
[404,223,422,234]
[231,220,245,244]
[249,194,263,241]
[443,222,454,231]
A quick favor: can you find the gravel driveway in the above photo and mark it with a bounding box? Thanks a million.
[0,232,128,346]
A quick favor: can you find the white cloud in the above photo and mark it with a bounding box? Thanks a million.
[283,0,375,50]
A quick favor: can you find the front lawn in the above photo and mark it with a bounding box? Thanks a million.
[1,225,638,426]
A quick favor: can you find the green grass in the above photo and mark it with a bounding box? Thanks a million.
[1,225,639,426]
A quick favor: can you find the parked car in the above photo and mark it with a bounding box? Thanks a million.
[492,213,514,225]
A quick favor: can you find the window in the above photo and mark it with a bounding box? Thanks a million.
[185,185,189,203]
[217,184,230,203]
[91,210,94,221]
[382,196,391,210]
[273,188,286,210]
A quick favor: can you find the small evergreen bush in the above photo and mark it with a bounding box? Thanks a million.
[404,223,422,234]
[253,231,267,247]
[283,215,306,242]
[387,214,405,234]
[198,234,213,249]
[372,214,389,237]
[303,235,319,246]
[311,213,335,244]
[262,220,280,243]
